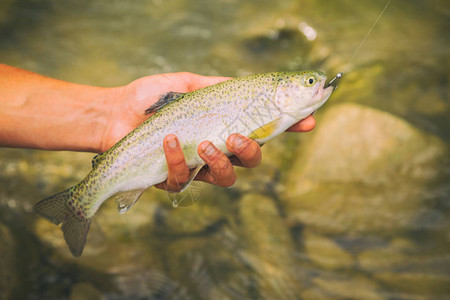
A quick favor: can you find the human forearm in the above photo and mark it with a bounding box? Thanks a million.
[0,64,117,152]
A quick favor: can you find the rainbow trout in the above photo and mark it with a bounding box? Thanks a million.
[34,71,337,256]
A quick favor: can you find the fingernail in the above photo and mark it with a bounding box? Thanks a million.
[202,142,215,156]
[167,136,177,149]
[232,135,243,149]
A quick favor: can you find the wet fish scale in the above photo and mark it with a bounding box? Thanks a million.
[34,70,335,256]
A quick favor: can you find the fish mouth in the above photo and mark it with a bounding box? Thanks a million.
[314,80,333,103]
[308,80,333,117]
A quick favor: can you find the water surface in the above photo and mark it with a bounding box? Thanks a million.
[0,0,449,299]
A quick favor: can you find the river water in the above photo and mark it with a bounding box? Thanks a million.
[0,0,449,299]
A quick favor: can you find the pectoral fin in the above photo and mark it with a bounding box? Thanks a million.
[113,189,145,214]
[145,91,185,114]
[248,118,282,141]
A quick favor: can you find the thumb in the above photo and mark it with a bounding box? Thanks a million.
[181,73,232,91]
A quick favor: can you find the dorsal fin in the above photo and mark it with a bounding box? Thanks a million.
[91,153,105,168]
[145,91,185,115]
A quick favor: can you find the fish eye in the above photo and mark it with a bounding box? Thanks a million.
[305,75,316,86]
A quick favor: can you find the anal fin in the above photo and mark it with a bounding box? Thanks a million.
[113,189,145,214]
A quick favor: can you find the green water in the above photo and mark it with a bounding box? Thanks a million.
[0,0,449,299]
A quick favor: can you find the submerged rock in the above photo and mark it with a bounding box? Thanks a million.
[284,103,447,236]
[291,103,445,186]
[374,272,450,297]
[302,230,353,271]
[237,193,304,300]
[0,0,14,26]
[357,237,450,297]
[357,238,417,272]
[0,224,16,300]
[69,283,102,300]
[312,275,385,300]
[281,103,449,298]
[156,183,230,235]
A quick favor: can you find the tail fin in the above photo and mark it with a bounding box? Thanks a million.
[34,187,91,257]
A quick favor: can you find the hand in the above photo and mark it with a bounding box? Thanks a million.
[100,72,231,152]
[103,72,315,192]
[154,116,315,191]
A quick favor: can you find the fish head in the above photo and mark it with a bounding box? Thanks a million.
[273,71,334,120]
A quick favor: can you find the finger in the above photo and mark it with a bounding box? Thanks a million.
[129,73,231,116]
[196,141,236,187]
[286,115,316,132]
[226,134,262,168]
[162,134,190,192]
[179,72,232,91]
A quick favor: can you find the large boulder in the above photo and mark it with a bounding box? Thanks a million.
[284,103,446,236]
[291,103,444,185]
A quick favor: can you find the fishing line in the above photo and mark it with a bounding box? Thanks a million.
[344,0,392,72]
[328,0,392,86]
